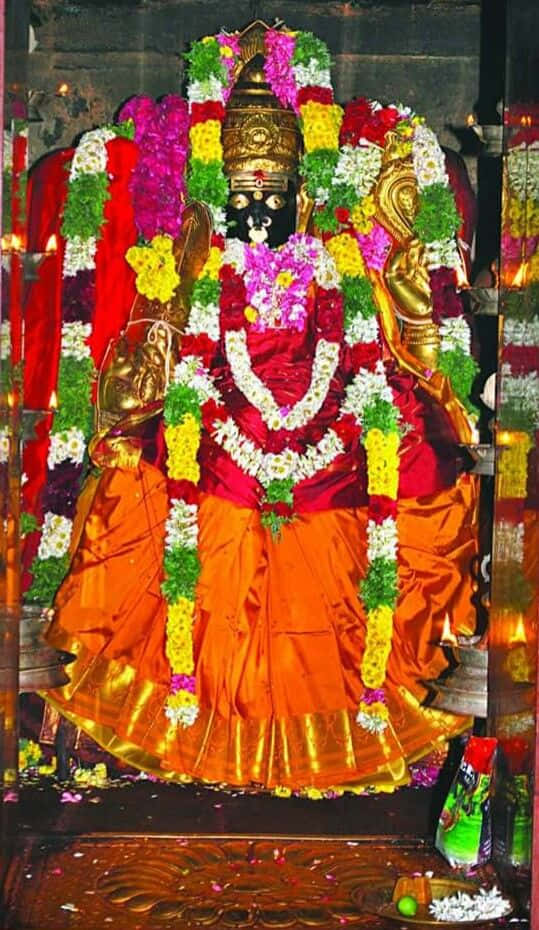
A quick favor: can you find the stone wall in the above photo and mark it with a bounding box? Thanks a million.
[26,0,481,166]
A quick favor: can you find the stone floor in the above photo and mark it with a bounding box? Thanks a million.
[1,780,530,929]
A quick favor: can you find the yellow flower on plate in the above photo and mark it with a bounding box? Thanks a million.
[274,785,292,798]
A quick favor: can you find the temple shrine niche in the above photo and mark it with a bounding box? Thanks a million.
[0,2,537,928]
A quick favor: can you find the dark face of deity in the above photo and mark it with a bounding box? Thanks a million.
[226,182,296,248]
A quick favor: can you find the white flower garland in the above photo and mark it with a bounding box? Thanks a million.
[61,321,92,360]
[165,499,199,550]
[211,416,345,488]
[173,355,221,403]
[334,144,383,201]
[0,319,10,361]
[37,512,72,560]
[507,143,539,202]
[495,520,525,564]
[62,127,116,278]
[344,314,379,347]
[47,428,86,469]
[439,317,472,355]
[0,426,9,464]
[412,123,464,276]
[225,330,340,431]
[342,361,394,418]
[500,366,539,428]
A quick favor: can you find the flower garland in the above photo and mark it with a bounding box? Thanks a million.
[118,95,190,302]
[26,124,133,604]
[225,329,340,432]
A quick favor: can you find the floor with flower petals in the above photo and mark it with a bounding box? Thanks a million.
[1,780,531,930]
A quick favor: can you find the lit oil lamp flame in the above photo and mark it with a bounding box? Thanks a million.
[509,614,527,645]
[10,234,23,252]
[45,234,58,253]
[56,83,69,97]
[440,614,458,646]
[466,113,476,127]
[49,390,58,410]
[511,261,528,289]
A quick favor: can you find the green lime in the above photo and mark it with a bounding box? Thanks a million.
[396,895,419,917]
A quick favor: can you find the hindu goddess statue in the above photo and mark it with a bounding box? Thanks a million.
[23,22,479,795]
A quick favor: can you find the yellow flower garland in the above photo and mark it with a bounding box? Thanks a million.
[299,101,343,153]
[165,415,201,483]
[189,120,223,163]
[497,431,533,499]
[364,430,400,498]
[126,234,180,303]
[325,232,366,277]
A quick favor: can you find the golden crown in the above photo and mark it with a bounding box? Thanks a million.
[222,22,302,188]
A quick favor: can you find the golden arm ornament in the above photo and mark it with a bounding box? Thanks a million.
[372,138,475,444]
[90,202,213,468]
[375,145,442,372]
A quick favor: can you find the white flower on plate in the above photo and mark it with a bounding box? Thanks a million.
[428,887,511,922]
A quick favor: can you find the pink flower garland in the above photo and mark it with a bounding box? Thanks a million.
[118,95,189,240]
[263,29,297,111]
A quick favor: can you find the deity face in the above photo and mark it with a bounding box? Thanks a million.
[226,182,296,248]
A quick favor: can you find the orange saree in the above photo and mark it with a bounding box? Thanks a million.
[45,460,477,792]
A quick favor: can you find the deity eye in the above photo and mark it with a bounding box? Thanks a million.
[229,193,250,210]
[265,193,286,211]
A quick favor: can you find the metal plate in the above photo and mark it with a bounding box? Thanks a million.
[354,877,513,926]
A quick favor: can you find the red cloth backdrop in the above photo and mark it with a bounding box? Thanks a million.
[22,137,139,578]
